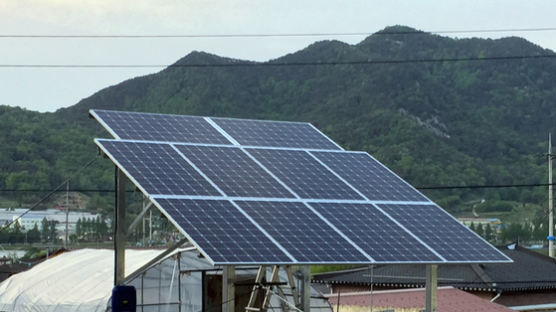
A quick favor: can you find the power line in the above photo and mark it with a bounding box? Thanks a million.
[1,54,555,69]
[417,183,556,190]
[1,27,556,39]
[1,183,555,193]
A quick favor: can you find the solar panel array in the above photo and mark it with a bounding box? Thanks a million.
[91,109,511,265]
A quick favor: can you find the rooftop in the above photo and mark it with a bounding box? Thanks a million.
[313,244,556,292]
[325,287,513,312]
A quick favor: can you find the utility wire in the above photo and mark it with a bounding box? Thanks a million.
[417,182,556,190]
[1,183,555,193]
[0,157,97,232]
[1,27,556,38]
[1,54,555,69]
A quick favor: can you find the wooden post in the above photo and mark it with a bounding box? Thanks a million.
[301,265,311,312]
[425,264,438,312]
[114,168,126,285]
[223,265,235,312]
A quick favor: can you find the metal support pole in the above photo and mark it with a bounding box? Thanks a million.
[300,266,311,312]
[142,197,146,247]
[223,265,235,312]
[178,253,182,312]
[64,181,69,248]
[425,265,438,312]
[149,209,153,247]
[549,133,554,258]
[114,168,126,285]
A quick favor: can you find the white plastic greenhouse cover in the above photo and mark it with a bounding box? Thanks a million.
[0,248,163,312]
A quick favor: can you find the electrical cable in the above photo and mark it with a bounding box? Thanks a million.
[1,54,555,68]
[1,27,556,39]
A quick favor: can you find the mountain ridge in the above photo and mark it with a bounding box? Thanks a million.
[3,26,556,218]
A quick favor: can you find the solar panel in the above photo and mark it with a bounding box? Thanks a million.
[176,145,295,198]
[378,204,509,262]
[212,117,341,150]
[312,151,427,202]
[91,110,231,144]
[236,201,371,263]
[247,149,363,200]
[92,109,512,265]
[309,202,442,262]
[96,140,220,196]
[156,198,293,264]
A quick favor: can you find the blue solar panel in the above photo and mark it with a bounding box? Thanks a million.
[91,110,231,144]
[212,117,341,150]
[378,204,510,262]
[156,199,293,264]
[247,149,363,200]
[176,145,295,198]
[312,151,427,202]
[93,109,512,265]
[309,202,441,262]
[236,201,370,263]
[96,140,220,196]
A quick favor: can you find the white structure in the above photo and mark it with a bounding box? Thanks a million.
[0,208,101,233]
[0,249,162,312]
[0,248,333,312]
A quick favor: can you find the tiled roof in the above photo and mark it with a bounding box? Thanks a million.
[325,287,513,312]
[313,244,556,292]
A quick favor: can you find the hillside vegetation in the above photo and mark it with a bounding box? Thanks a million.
[2,26,556,220]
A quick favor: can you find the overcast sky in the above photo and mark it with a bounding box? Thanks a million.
[1,0,556,112]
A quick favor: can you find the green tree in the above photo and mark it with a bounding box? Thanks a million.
[41,217,49,242]
[49,221,58,243]
[76,218,82,238]
[469,222,476,232]
[484,224,495,243]
[475,224,484,237]
[27,223,41,243]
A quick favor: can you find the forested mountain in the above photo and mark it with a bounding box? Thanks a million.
[2,26,556,219]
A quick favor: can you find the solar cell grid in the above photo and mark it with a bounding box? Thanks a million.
[212,117,341,150]
[312,151,427,202]
[236,201,370,263]
[96,140,220,196]
[92,110,231,144]
[247,149,363,200]
[176,145,295,198]
[156,199,293,264]
[309,202,441,262]
[378,204,510,262]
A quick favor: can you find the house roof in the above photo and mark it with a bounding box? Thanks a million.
[325,287,513,312]
[313,244,556,292]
